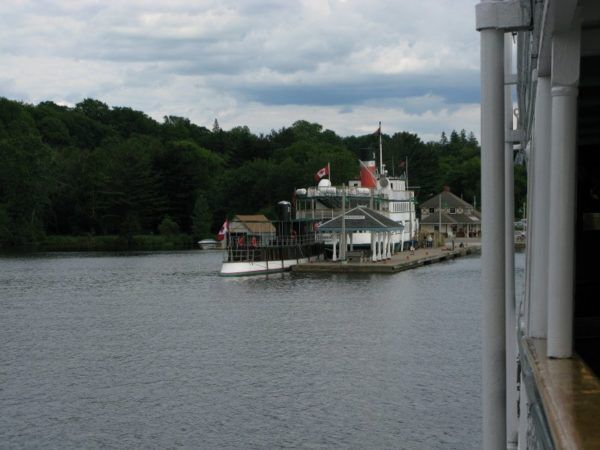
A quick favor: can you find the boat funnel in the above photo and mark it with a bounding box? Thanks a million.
[277,200,292,237]
[359,160,377,188]
[277,200,291,222]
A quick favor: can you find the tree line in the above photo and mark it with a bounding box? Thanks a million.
[0,97,526,247]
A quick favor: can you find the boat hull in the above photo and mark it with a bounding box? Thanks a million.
[220,256,320,276]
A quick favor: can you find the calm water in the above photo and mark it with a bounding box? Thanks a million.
[1,250,524,449]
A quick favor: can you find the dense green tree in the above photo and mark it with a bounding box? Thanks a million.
[191,193,212,239]
[46,145,107,234]
[158,215,180,235]
[0,96,509,247]
[154,139,224,231]
[0,135,53,244]
[96,136,165,236]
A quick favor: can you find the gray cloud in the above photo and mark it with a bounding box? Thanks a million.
[0,0,481,137]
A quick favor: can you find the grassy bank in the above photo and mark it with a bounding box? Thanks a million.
[36,234,196,252]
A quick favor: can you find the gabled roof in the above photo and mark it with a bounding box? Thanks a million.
[317,206,404,232]
[420,211,481,225]
[420,190,478,210]
[230,214,276,234]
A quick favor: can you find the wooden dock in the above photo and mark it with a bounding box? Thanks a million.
[291,244,481,274]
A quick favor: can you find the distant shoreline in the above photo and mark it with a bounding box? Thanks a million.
[1,234,200,252]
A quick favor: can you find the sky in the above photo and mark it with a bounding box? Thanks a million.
[0,0,480,141]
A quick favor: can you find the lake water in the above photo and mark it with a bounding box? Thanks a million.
[1,250,524,449]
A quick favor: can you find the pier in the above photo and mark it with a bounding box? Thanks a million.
[292,242,480,274]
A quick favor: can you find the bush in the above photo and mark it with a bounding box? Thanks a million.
[158,216,180,235]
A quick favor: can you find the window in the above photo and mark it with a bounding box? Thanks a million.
[449,207,456,214]
[429,207,435,213]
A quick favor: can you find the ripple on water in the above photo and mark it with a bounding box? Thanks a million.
[0,251,525,449]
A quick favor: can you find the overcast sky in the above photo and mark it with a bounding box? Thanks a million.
[0,0,480,141]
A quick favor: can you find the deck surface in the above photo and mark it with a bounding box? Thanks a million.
[291,243,481,274]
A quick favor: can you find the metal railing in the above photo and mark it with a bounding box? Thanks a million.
[223,232,325,263]
[301,186,412,201]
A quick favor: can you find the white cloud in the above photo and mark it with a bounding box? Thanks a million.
[0,0,481,138]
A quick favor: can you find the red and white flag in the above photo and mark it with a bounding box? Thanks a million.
[216,219,228,241]
[314,163,330,182]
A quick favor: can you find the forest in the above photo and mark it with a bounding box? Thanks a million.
[0,97,527,249]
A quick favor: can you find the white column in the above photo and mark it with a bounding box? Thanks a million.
[480,23,506,450]
[332,233,338,262]
[504,33,518,450]
[349,233,353,251]
[371,232,376,262]
[529,76,552,338]
[547,28,580,359]
[383,233,389,259]
[547,85,578,357]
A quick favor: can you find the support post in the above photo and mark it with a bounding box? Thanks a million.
[371,232,376,262]
[332,233,338,262]
[529,75,551,337]
[340,187,346,261]
[547,27,580,358]
[479,19,506,450]
[504,33,518,450]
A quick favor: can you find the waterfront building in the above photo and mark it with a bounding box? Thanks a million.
[419,188,481,238]
[476,0,600,448]
[227,214,276,246]
[316,206,404,262]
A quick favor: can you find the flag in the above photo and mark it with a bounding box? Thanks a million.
[373,121,382,136]
[399,160,405,168]
[314,163,330,182]
[216,219,228,241]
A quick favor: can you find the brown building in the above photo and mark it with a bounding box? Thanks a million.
[419,188,481,238]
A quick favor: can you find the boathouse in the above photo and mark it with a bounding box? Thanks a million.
[316,206,404,262]
[419,188,481,238]
[228,214,276,246]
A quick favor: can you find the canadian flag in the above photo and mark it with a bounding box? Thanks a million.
[314,163,330,182]
[216,219,228,241]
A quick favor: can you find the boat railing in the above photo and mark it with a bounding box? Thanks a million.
[223,233,325,262]
[299,186,412,201]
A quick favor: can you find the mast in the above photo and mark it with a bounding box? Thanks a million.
[379,121,383,175]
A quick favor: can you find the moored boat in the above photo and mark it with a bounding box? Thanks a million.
[295,127,419,251]
[197,238,219,250]
[219,202,324,276]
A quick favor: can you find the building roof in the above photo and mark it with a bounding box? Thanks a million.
[230,214,276,234]
[420,211,481,225]
[420,190,477,210]
[317,206,404,232]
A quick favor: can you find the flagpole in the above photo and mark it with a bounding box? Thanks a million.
[406,157,413,241]
[378,121,383,175]
[328,162,331,184]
